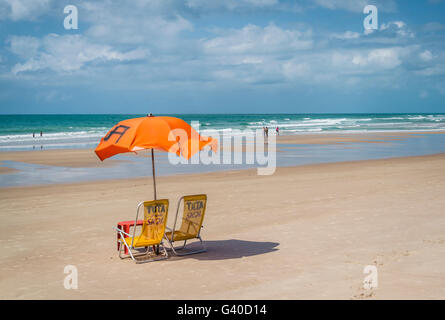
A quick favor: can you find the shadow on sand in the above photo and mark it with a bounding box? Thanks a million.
[170,239,279,260]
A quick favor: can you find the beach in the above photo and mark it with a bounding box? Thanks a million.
[1,133,445,299]
[3,0,445,304]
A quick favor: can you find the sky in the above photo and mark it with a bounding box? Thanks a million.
[0,0,444,114]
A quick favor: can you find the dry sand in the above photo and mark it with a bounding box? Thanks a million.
[1,143,445,299]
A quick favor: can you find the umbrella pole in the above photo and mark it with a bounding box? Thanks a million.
[151,148,159,255]
[151,148,157,200]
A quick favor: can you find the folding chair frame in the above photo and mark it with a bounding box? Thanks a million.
[113,201,169,264]
[165,195,207,256]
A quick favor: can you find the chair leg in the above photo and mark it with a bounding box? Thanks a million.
[167,237,206,256]
[118,239,136,261]
[176,240,187,250]
[116,230,138,261]
[115,228,168,263]
[165,236,179,256]
[134,242,169,264]
[118,239,154,261]
[118,240,125,259]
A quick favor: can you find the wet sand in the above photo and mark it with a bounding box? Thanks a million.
[2,131,444,168]
[0,167,18,174]
[276,131,445,145]
[0,149,121,168]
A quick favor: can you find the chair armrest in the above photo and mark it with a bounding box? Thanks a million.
[112,226,131,237]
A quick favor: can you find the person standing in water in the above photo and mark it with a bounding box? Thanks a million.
[276,127,279,135]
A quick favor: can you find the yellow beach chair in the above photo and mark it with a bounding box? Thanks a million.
[165,194,207,256]
[113,199,169,263]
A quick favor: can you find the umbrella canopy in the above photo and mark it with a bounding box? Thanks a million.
[95,116,217,161]
[95,115,218,199]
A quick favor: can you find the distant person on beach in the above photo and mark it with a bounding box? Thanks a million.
[40,131,43,137]
[276,127,279,135]
[33,132,35,138]
[265,127,269,137]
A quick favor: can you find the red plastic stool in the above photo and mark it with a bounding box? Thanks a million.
[116,220,144,254]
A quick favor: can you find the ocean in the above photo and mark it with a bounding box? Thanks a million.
[1,113,445,151]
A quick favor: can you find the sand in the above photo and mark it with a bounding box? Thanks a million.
[0,167,18,174]
[276,131,445,145]
[1,131,443,168]
[1,142,445,299]
[0,149,122,168]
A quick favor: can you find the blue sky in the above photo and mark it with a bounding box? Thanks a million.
[0,0,444,114]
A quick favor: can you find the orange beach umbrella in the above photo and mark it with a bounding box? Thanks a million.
[95,115,217,199]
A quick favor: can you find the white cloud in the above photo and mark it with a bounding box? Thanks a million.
[332,31,360,40]
[87,14,193,47]
[203,24,312,55]
[186,0,278,10]
[198,21,419,86]
[8,36,40,58]
[197,24,314,84]
[3,2,442,95]
[0,0,52,21]
[282,60,310,79]
[80,1,193,47]
[312,0,397,13]
[380,21,405,30]
[351,48,402,69]
[419,50,433,61]
[329,47,412,78]
[11,34,148,74]
[416,65,445,76]
[379,21,414,38]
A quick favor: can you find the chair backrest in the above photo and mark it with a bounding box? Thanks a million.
[176,194,207,238]
[134,199,169,246]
